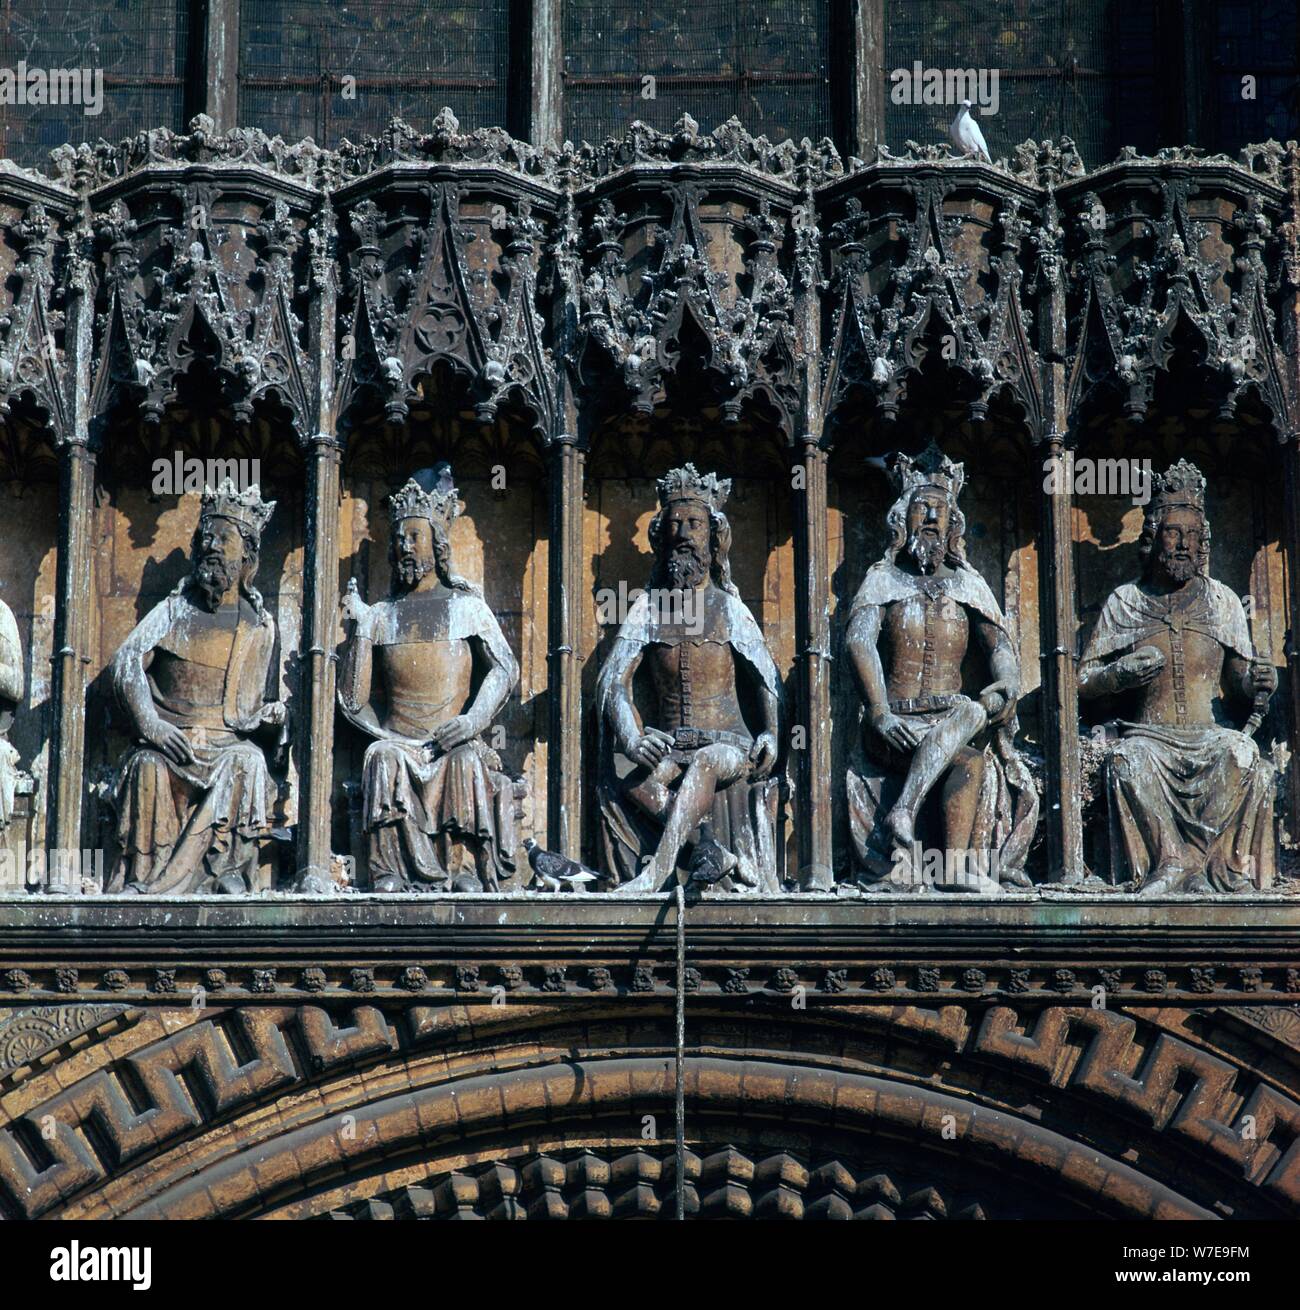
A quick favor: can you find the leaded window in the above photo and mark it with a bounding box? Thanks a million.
[237,0,511,145]
[0,0,189,164]
[883,0,1161,168]
[1207,0,1299,153]
[561,0,834,144]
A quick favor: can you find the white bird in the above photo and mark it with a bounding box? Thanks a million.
[949,100,990,162]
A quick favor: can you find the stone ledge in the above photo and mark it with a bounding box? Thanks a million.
[0,894,1296,1009]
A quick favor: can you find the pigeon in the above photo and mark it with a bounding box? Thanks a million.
[687,822,739,889]
[523,838,599,892]
[948,100,990,163]
[412,462,457,497]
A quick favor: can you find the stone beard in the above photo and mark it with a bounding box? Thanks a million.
[596,465,782,893]
[1079,461,1277,895]
[844,445,1038,892]
[338,475,520,894]
[109,482,284,895]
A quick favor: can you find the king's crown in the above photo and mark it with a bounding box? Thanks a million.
[1150,459,1206,514]
[389,472,462,529]
[200,479,276,539]
[657,463,730,511]
[889,442,965,502]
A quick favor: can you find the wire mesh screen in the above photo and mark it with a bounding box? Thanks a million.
[1210,0,1298,152]
[0,0,188,166]
[884,0,1159,168]
[562,0,832,145]
[238,0,510,145]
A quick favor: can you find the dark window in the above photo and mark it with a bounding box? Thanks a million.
[0,0,189,165]
[883,0,1160,168]
[237,0,511,144]
[1207,0,1298,153]
[562,0,833,145]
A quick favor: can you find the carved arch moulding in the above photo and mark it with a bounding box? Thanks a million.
[0,993,1297,1220]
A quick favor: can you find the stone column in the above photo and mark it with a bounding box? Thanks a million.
[1280,146,1300,828]
[848,0,886,159]
[47,441,96,883]
[546,436,584,859]
[201,0,241,131]
[295,204,340,892]
[46,230,97,887]
[1039,435,1084,882]
[793,435,834,889]
[528,0,563,147]
[296,436,342,890]
[1037,189,1084,884]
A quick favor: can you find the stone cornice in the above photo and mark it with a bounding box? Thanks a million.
[1,897,1297,1007]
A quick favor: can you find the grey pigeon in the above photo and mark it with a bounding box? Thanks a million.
[687,822,739,888]
[523,838,599,892]
[949,100,990,162]
[413,462,457,496]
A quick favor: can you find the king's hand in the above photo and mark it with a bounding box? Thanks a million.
[1249,659,1278,696]
[259,701,287,729]
[748,731,778,779]
[429,714,476,752]
[148,720,195,767]
[340,578,371,628]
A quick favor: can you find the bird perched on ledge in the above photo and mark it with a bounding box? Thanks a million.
[949,99,991,162]
[523,838,599,892]
[687,822,739,889]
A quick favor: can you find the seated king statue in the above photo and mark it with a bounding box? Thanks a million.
[338,468,521,893]
[844,443,1038,891]
[596,464,781,892]
[110,480,285,894]
[1079,458,1277,895]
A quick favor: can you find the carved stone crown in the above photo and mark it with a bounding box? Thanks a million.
[1150,459,1206,515]
[200,479,275,540]
[657,463,730,512]
[889,442,965,502]
[388,476,462,530]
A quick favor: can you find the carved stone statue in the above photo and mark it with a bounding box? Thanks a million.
[845,444,1038,891]
[338,467,520,893]
[596,464,781,892]
[0,594,22,829]
[1079,459,1276,895]
[109,481,286,894]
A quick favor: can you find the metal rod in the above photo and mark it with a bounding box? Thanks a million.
[674,880,686,1222]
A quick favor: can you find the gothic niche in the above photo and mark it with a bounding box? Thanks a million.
[596,465,782,892]
[337,465,522,893]
[108,481,287,894]
[1079,460,1277,894]
[844,444,1038,892]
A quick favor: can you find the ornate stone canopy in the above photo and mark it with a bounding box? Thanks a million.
[1,112,1299,1222]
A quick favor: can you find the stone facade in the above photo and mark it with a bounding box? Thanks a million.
[0,113,1298,1218]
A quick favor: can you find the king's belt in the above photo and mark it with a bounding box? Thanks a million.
[670,726,751,751]
[888,693,964,715]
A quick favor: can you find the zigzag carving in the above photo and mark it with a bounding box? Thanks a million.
[2,1003,1296,1218]
[0,1006,393,1218]
[974,1007,1300,1204]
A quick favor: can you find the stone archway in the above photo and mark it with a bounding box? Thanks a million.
[4,999,1296,1221]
